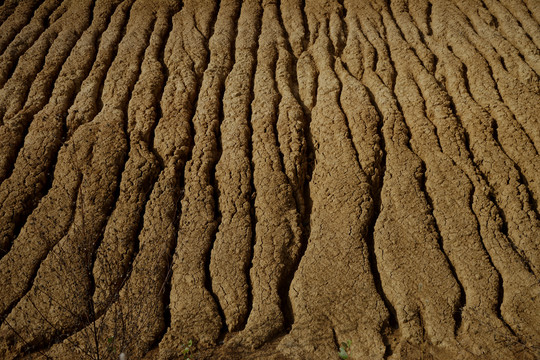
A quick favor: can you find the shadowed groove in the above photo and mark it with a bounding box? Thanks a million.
[0,1,159,357]
[0,0,125,264]
[0,0,63,92]
[0,0,22,24]
[209,0,262,334]
[0,0,45,56]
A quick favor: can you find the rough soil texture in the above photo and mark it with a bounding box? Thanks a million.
[0,0,539,359]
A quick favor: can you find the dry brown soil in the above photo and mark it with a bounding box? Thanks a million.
[0,0,539,359]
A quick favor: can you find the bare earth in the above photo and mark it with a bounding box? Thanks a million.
[0,0,538,359]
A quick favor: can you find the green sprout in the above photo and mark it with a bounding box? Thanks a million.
[338,340,352,359]
[182,339,194,360]
[107,336,116,355]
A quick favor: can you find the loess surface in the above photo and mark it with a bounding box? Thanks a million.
[0,0,539,359]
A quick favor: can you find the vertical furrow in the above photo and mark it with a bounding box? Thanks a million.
[482,0,540,75]
[354,5,396,90]
[451,0,540,104]
[209,0,261,333]
[91,7,171,316]
[369,71,460,354]
[0,0,21,24]
[395,0,540,210]
[438,47,540,356]
[275,9,308,223]
[0,0,94,183]
[387,3,539,354]
[0,0,42,56]
[382,5,467,354]
[221,0,303,350]
[67,6,133,141]
[493,69,540,154]
[0,2,133,333]
[343,3,465,358]
[279,3,389,357]
[0,0,124,258]
[82,2,202,357]
[296,52,318,112]
[444,1,540,153]
[0,0,123,322]
[45,4,194,359]
[274,2,312,331]
[0,1,156,357]
[341,5,398,353]
[159,0,240,356]
[470,57,540,211]
[294,51,317,278]
[523,0,540,24]
[150,1,215,354]
[0,0,62,90]
[340,14,366,80]
[0,141,83,316]
[437,0,540,276]
[280,0,307,57]
[0,132,86,355]
[456,0,540,93]
[65,0,135,138]
[281,0,320,337]
[499,0,540,49]
[448,27,540,156]
[339,13,384,188]
[387,15,526,355]
[0,0,67,114]
[402,0,434,37]
[390,0,437,73]
[429,0,540,347]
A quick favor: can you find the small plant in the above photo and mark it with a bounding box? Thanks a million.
[181,339,194,360]
[107,336,116,355]
[338,340,352,359]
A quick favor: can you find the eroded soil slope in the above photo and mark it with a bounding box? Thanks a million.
[0,0,539,359]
